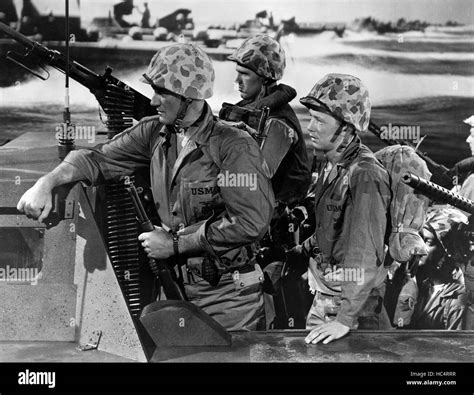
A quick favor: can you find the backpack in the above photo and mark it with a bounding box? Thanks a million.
[374,144,432,264]
[375,145,432,327]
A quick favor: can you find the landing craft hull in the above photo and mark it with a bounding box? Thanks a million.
[1,331,473,362]
[0,127,473,362]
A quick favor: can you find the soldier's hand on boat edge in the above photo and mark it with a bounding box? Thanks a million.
[305,321,350,345]
[16,177,54,223]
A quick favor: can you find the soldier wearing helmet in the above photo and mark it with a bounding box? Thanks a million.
[17,43,275,331]
[412,206,470,330]
[289,73,392,344]
[223,34,311,209]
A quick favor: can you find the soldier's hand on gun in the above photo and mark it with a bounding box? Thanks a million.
[138,226,174,259]
[220,120,258,137]
[16,178,54,223]
[305,321,350,345]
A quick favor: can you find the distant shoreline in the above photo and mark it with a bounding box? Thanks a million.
[1,96,472,173]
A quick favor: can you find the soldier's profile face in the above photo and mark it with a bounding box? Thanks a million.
[150,89,182,125]
[234,64,263,100]
[419,228,438,266]
[307,109,341,152]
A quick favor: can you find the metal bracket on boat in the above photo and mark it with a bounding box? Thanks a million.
[6,50,50,80]
[76,330,102,351]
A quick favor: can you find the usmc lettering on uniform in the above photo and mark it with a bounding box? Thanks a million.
[18,369,56,389]
[191,186,219,195]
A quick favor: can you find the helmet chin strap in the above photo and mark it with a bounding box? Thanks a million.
[172,97,193,132]
[332,123,356,153]
[329,121,345,143]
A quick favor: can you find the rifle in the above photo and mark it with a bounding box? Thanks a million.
[126,182,186,301]
[402,172,474,215]
[219,102,270,147]
[369,122,452,184]
[256,106,271,149]
[0,22,155,134]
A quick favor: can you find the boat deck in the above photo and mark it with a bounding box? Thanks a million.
[1,330,473,362]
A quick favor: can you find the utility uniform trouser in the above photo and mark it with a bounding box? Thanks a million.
[306,285,392,330]
[183,262,266,331]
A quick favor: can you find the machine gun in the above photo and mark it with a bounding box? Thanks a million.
[126,182,186,301]
[0,21,155,135]
[403,172,473,263]
[125,181,232,347]
[402,172,474,216]
[369,122,452,184]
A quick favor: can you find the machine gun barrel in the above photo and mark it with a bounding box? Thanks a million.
[0,21,43,47]
[0,22,155,123]
[402,172,474,215]
[125,183,186,301]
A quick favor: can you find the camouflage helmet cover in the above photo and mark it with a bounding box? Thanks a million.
[228,34,286,81]
[424,206,468,243]
[300,73,371,133]
[140,43,214,100]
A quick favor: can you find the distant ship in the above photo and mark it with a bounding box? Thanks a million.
[0,1,233,87]
[0,2,349,87]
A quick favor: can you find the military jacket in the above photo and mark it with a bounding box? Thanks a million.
[302,137,391,328]
[64,104,274,269]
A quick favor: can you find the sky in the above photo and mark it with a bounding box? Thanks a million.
[17,0,474,26]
